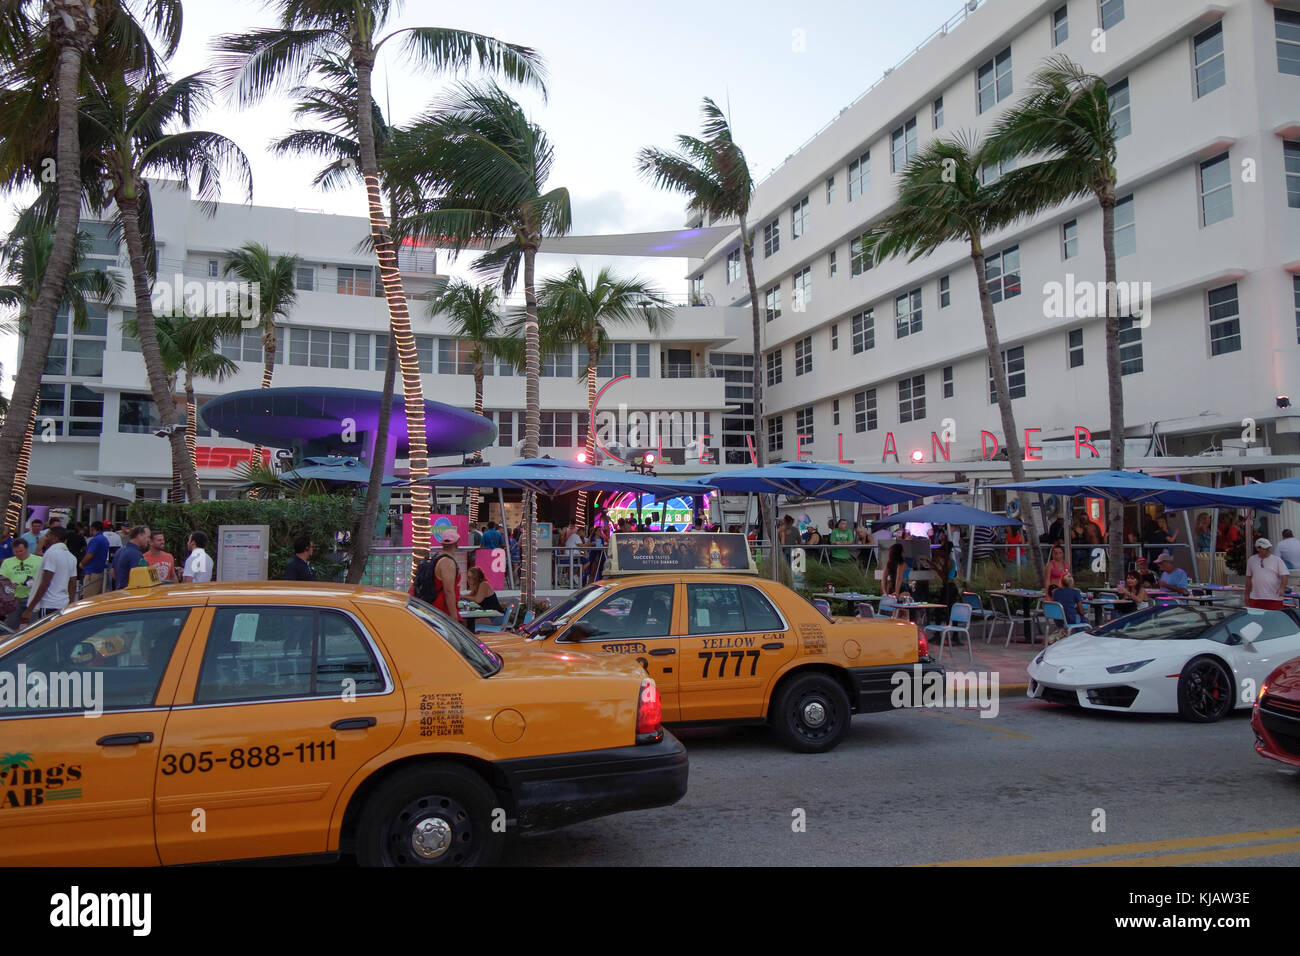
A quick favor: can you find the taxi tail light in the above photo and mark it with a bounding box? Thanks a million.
[917,633,930,659]
[636,679,663,741]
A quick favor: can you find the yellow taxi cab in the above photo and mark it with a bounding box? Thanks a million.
[490,533,943,752]
[0,567,686,866]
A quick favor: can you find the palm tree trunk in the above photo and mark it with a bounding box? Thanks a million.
[467,362,484,528]
[348,330,397,585]
[971,242,1044,580]
[184,372,199,498]
[575,347,597,528]
[739,214,778,579]
[1099,188,1126,581]
[5,405,38,537]
[354,52,430,583]
[118,193,200,503]
[248,327,275,474]
[0,29,88,534]
[521,240,541,610]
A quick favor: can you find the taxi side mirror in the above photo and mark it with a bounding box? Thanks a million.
[568,620,597,640]
[536,621,560,637]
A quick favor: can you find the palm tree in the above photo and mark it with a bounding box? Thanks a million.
[986,55,1126,576]
[535,266,672,527]
[430,279,506,529]
[0,0,181,533]
[123,309,242,498]
[866,132,1044,577]
[221,241,302,469]
[638,98,776,571]
[81,67,252,503]
[213,1,546,576]
[0,223,123,533]
[391,80,572,611]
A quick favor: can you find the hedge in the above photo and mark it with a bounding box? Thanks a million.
[127,496,358,581]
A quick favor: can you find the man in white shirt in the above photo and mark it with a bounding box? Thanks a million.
[1245,538,1289,611]
[182,531,213,583]
[1275,529,1300,570]
[19,528,78,625]
[103,524,123,549]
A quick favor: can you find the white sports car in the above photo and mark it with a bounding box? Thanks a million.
[1026,604,1300,722]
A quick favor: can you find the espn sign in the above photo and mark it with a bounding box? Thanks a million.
[195,446,271,470]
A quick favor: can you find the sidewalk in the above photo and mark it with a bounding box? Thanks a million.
[926,630,1040,695]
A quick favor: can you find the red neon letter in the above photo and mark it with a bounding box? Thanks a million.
[1074,425,1098,459]
[980,431,999,459]
[745,435,758,464]
[796,433,812,461]
[881,432,899,463]
[1023,428,1043,461]
[930,432,950,462]
[698,434,712,464]
[837,433,853,464]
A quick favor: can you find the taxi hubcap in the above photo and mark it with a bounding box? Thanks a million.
[410,816,453,859]
[803,700,827,727]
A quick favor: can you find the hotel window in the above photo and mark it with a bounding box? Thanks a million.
[985,246,1020,303]
[895,289,922,338]
[832,399,840,426]
[848,151,870,200]
[337,265,373,296]
[763,219,780,257]
[439,338,486,376]
[1207,282,1241,355]
[791,196,809,239]
[1098,0,1124,30]
[1285,141,1300,209]
[988,346,1026,403]
[854,388,877,432]
[825,175,835,203]
[1108,78,1130,139]
[898,374,926,423]
[850,232,872,276]
[766,349,783,386]
[689,276,704,305]
[207,259,219,278]
[375,336,388,373]
[287,328,349,369]
[939,274,951,308]
[1067,328,1084,368]
[768,415,784,453]
[539,411,573,447]
[764,284,782,322]
[976,47,1012,114]
[890,117,917,173]
[1199,153,1233,226]
[1115,195,1136,256]
[1052,4,1068,46]
[415,334,434,373]
[851,309,875,353]
[1062,219,1079,259]
[222,329,278,365]
[596,342,632,378]
[636,343,651,377]
[496,411,514,447]
[1294,276,1300,344]
[795,406,814,445]
[1193,23,1225,98]
[1118,316,1144,375]
[726,248,741,283]
[792,267,812,312]
[354,333,370,370]
[794,335,813,376]
[542,347,574,377]
[942,365,954,399]
[828,250,837,278]
[932,95,944,130]
[118,392,165,435]
[830,323,839,350]
[295,265,316,291]
[1279,9,1300,76]
[80,220,119,261]
[979,155,1016,186]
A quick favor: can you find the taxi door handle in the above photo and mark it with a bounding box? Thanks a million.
[648,648,676,656]
[331,717,377,731]
[762,643,784,650]
[97,732,154,747]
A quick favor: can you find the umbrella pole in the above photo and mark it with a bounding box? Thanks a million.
[1064,494,1073,579]
[499,488,513,588]
[1181,508,1199,584]
[967,524,975,581]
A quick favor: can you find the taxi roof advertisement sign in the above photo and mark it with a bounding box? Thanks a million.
[609,532,755,575]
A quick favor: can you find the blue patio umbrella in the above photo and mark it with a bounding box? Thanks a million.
[685,462,951,504]
[872,500,1022,528]
[999,470,1282,512]
[1216,478,1300,503]
[279,456,403,487]
[415,457,711,497]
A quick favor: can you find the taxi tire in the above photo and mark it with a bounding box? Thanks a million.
[356,764,505,867]
[770,672,851,753]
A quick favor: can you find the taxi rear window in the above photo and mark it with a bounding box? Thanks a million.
[407,599,502,677]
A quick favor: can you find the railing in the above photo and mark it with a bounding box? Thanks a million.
[661,363,716,379]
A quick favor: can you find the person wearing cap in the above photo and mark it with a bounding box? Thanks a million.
[425,529,462,622]
[1154,552,1189,595]
[1245,538,1289,610]
[1132,555,1158,589]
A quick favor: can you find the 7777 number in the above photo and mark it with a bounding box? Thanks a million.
[698,650,761,678]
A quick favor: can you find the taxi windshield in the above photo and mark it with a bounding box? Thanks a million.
[407,599,502,676]
[517,584,609,638]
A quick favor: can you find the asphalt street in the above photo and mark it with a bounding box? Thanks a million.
[505,696,1300,866]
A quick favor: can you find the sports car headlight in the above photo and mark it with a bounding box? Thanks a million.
[1105,658,1154,675]
[1033,651,1045,666]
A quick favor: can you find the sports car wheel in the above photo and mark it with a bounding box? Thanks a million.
[356,764,504,867]
[770,673,851,753]
[1177,656,1234,723]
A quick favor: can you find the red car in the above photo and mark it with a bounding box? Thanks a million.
[1252,658,1300,768]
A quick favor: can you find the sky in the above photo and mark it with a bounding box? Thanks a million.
[0,0,968,391]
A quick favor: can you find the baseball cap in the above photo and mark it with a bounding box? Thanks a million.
[1255,537,1273,550]
[440,529,460,545]
[1155,552,1175,564]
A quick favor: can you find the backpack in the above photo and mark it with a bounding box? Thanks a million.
[413,553,452,605]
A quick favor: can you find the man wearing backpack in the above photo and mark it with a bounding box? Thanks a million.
[414,529,462,622]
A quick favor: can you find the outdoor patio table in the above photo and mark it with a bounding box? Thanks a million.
[990,588,1045,642]
[1082,597,1132,627]
[890,601,944,626]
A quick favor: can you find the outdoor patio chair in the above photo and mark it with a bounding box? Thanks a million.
[962,591,996,638]
[988,593,1022,647]
[878,595,903,619]
[925,602,973,664]
[812,599,832,618]
[476,600,517,634]
[1041,600,1090,644]
[856,602,875,618]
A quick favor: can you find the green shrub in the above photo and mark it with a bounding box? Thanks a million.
[801,558,878,595]
[127,496,357,581]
